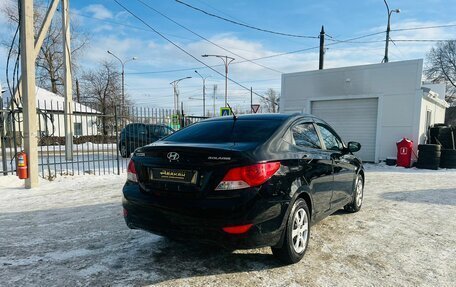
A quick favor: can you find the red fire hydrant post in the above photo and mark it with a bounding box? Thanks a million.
[396,138,413,168]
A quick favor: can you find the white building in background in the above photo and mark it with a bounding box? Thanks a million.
[280,59,449,162]
[5,87,100,138]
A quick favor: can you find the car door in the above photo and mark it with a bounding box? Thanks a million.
[135,123,149,148]
[316,123,355,208]
[289,121,334,219]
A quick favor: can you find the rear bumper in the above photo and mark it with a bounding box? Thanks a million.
[122,183,288,249]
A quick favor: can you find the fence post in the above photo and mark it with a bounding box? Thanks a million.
[114,105,120,175]
[1,97,8,175]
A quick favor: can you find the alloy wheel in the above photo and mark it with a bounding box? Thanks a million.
[291,208,309,254]
[355,178,364,207]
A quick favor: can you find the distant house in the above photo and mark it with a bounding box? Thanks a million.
[4,87,101,139]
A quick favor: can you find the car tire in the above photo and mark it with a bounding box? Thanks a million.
[120,144,129,158]
[344,174,364,213]
[271,198,310,264]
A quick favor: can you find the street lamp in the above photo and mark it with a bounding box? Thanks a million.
[201,54,235,107]
[382,0,400,63]
[170,77,192,112]
[194,70,210,117]
[107,50,137,108]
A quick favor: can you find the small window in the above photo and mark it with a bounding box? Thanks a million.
[291,123,321,149]
[74,123,82,136]
[317,124,344,151]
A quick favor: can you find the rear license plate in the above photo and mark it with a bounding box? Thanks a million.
[151,168,197,184]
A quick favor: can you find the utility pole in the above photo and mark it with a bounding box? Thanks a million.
[62,0,73,161]
[17,0,64,187]
[319,26,325,70]
[212,84,217,116]
[382,0,400,63]
[250,87,253,113]
[107,51,137,109]
[20,0,39,188]
[202,54,235,107]
[195,70,209,117]
[170,77,191,112]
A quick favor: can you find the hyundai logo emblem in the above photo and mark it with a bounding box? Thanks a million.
[167,152,180,161]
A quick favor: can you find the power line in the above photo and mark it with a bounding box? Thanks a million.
[127,45,321,75]
[136,0,283,74]
[113,0,277,105]
[391,23,456,32]
[391,39,456,42]
[70,10,199,42]
[126,32,388,75]
[127,78,280,91]
[326,31,386,44]
[174,0,318,39]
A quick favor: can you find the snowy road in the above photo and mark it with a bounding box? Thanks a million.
[0,165,455,286]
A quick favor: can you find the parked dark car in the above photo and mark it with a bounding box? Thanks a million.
[119,123,174,158]
[122,114,364,264]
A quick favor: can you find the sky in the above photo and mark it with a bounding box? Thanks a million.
[1,0,455,115]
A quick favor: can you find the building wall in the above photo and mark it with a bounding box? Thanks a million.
[418,96,447,144]
[281,59,426,161]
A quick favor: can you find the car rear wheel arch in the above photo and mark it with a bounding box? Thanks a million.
[273,188,313,249]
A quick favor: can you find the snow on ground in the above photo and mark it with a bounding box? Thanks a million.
[0,164,455,286]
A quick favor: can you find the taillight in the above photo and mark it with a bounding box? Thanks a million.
[216,162,281,190]
[127,160,137,182]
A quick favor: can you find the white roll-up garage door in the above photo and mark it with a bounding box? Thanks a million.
[311,98,378,162]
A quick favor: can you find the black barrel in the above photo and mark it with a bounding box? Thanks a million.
[429,125,455,149]
[416,144,441,170]
[440,149,456,169]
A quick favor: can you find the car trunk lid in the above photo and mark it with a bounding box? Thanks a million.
[133,142,257,197]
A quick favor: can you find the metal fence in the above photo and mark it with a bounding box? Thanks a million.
[0,97,207,178]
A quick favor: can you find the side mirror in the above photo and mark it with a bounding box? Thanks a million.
[347,141,361,153]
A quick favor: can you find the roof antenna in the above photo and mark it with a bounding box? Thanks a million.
[226,103,237,121]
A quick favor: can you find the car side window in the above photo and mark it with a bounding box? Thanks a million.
[291,123,321,149]
[137,124,147,134]
[148,125,158,136]
[317,124,344,151]
[163,126,174,136]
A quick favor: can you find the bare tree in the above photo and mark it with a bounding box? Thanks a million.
[1,1,88,95]
[80,61,122,137]
[425,40,456,104]
[261,88,280,113]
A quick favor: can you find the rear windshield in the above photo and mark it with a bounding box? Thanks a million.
[163,119,284,143]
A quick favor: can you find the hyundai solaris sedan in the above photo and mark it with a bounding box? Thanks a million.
[122,113,364,264]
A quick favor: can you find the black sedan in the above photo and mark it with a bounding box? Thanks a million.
[122,113,364,264]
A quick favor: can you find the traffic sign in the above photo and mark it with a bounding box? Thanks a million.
[251,104,260,113]
[220,107,231,116]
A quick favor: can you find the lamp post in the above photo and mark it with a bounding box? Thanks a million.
[201,54,235,107]
[170,77,192,112]
[194,70,210,117]
[107,50,137,108]
[382,0,400,63]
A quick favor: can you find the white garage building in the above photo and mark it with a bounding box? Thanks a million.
[280,59,449,162]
